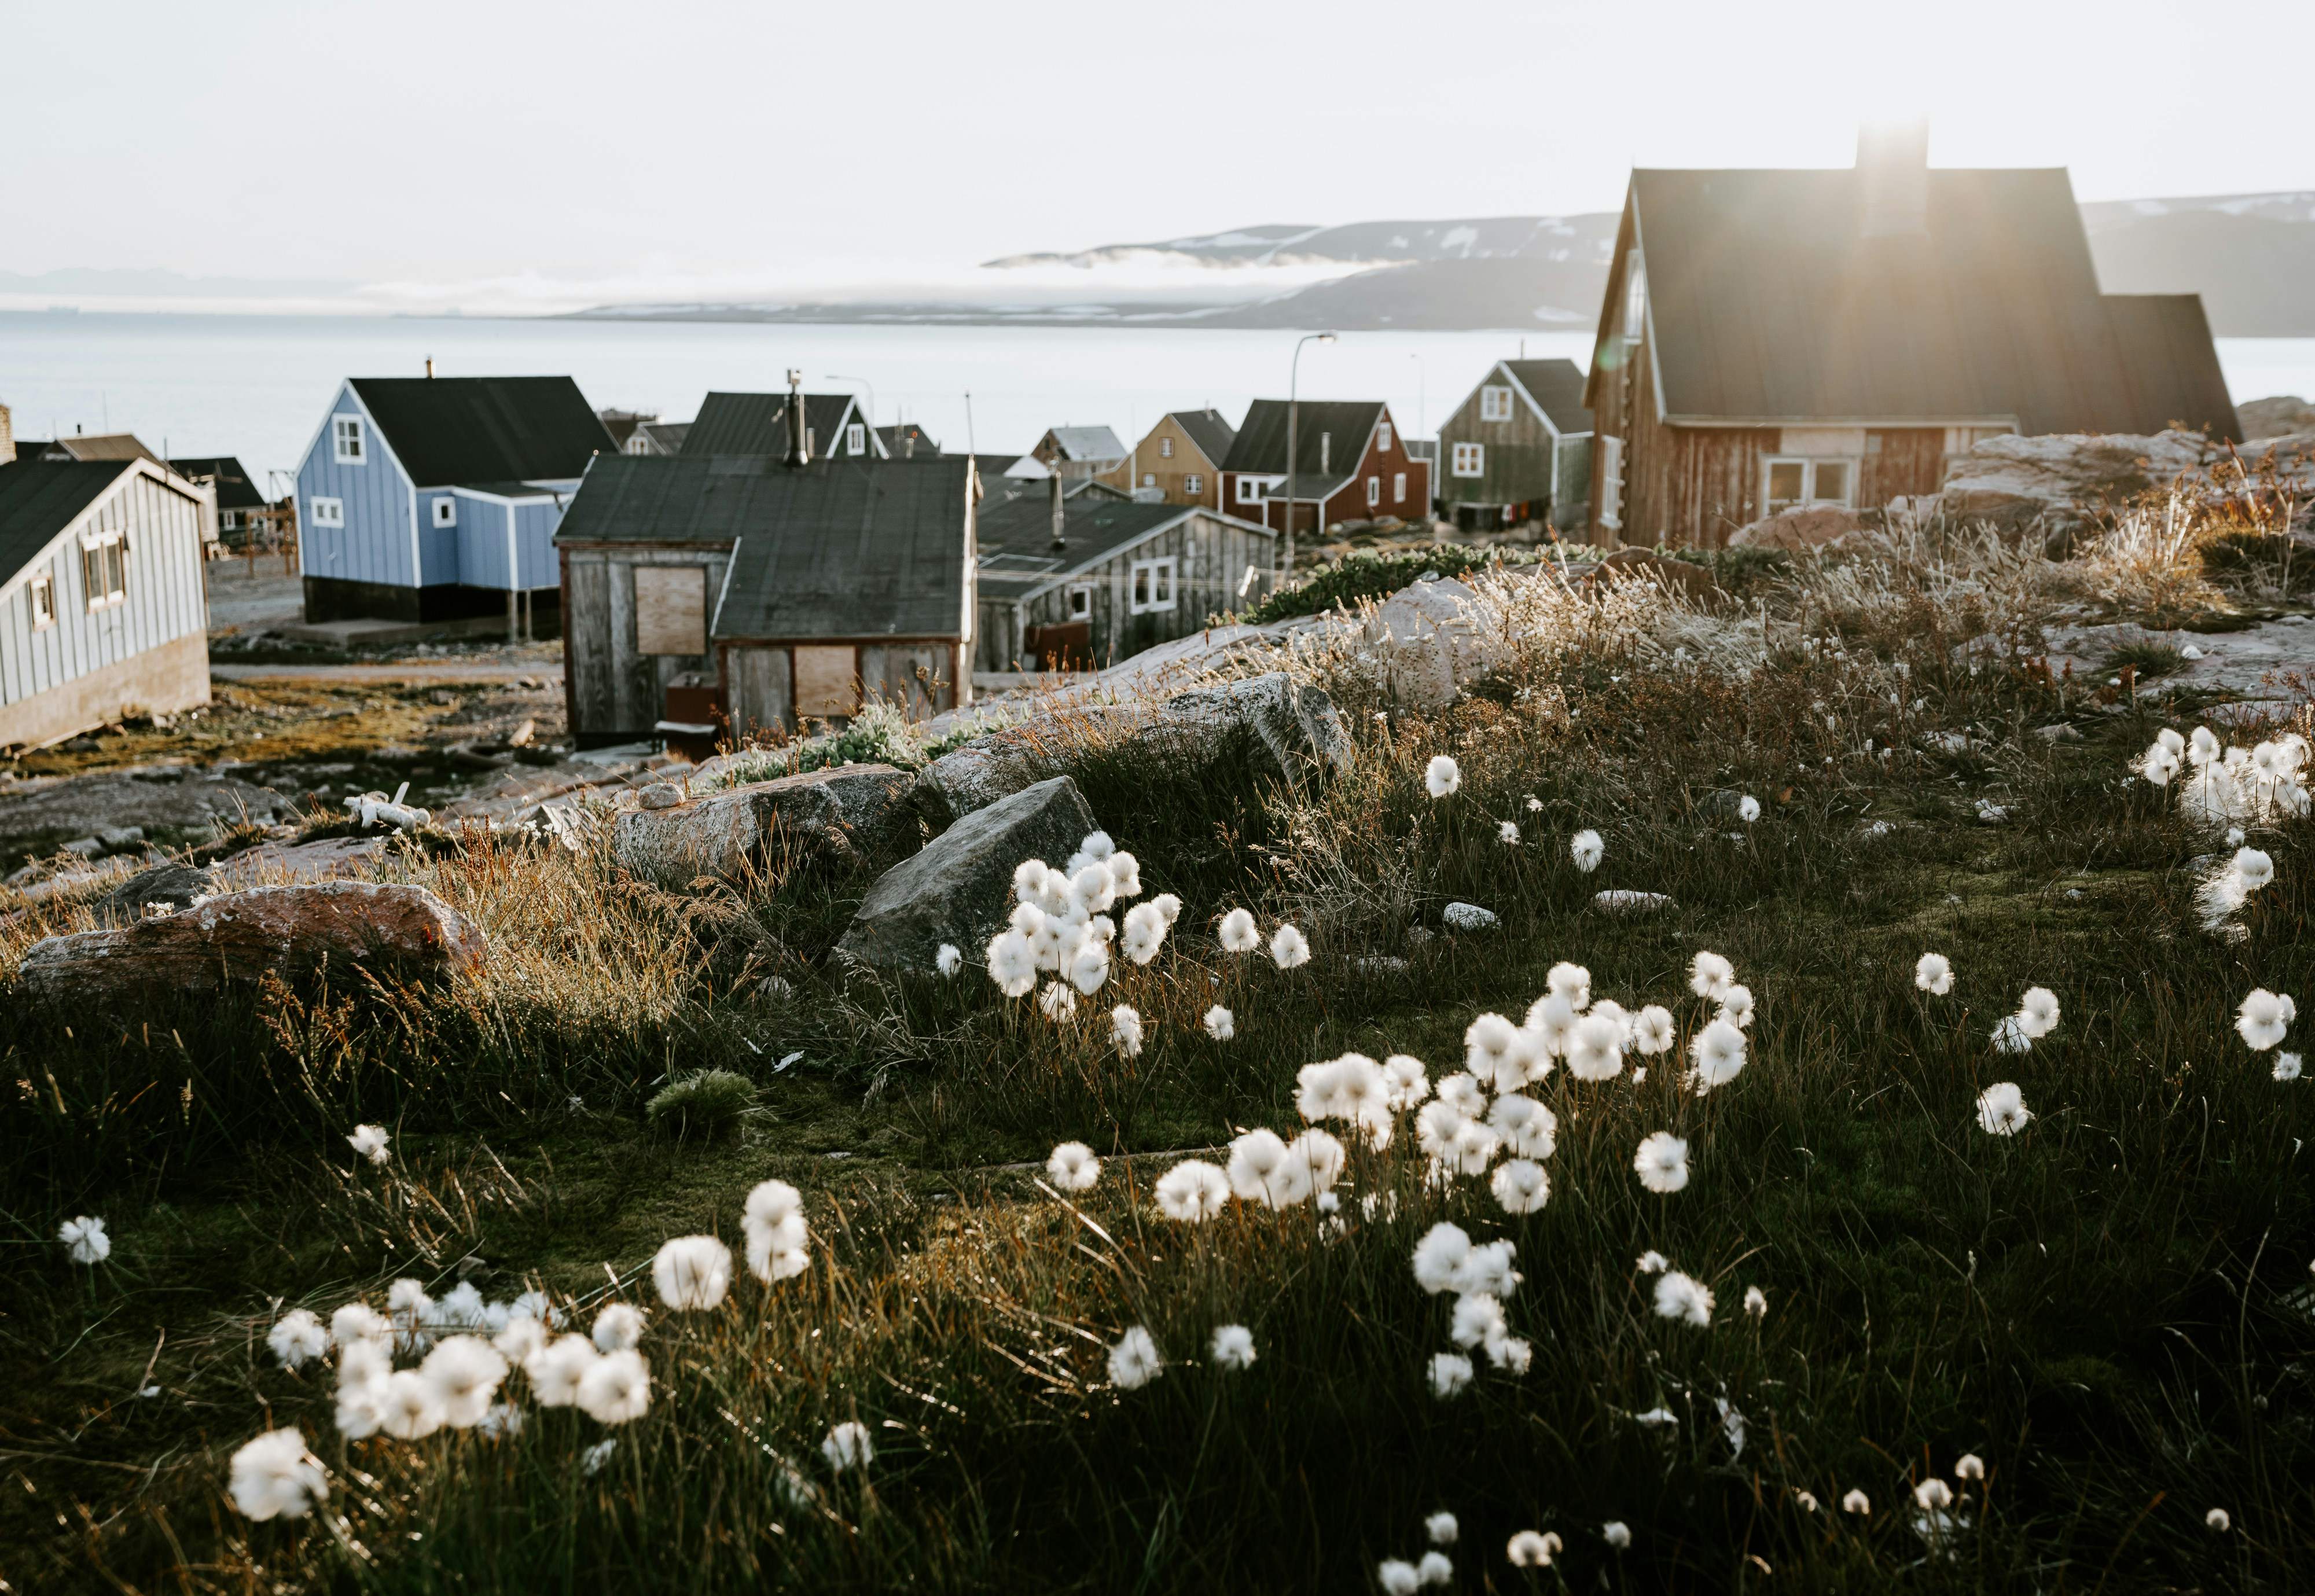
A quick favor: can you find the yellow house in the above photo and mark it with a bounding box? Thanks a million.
[1098,409,1237,510]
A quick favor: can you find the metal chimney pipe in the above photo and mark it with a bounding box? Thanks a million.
[425,356,435,378]
[784,368,809,468]
[1049,469,1066,550]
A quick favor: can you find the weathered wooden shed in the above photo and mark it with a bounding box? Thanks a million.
[1436,359,1593,532]
[1584,127,2241,547]
[972,475,1276,672]
[1,448,215,750]
[554,453,977,745]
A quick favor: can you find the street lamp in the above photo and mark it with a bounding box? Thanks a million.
[824,374,877,456]
[1284,331,1337,583]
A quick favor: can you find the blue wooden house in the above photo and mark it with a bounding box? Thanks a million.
[293,375,613,632]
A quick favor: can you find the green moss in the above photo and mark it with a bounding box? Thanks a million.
[644,1068,758,1142]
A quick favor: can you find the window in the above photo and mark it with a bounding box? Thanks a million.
[1234,475,1263,506]
[1598,436,1623,531]
[1184,473,1203,495]
[633,564,708,655]
[310,495,344,528]
[432,497,457,528]
[1365,476,1381,508]
[28,570,56,630]
[1129,556,1177,614]
[1624,252,1647,341]
[1763,457,1856,513]
[1159,437,1174,459]
[1480,385,1513,422]
[1142,472,1156,488]
[1394,472,1407,504]
[1377,421,1394,451]
[82,535,126,610]
[332,415,365,464]
[847,422,866,455]
[1452,442,1485,479]
[1068,583,1093,620]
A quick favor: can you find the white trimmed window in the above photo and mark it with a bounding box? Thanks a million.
[1598,436,1624,530]
[1394,472,1406,504]
[1452,442,1484,479]
[1142,472,1156,487]
[1624,252,1647,341]
[310,496,345,528]
[332,415,365,464]
[432,497,457,527]
[1480,385,1513,422]
[1184,473,1203,495]
[847,422,866,455]
[1377,421,1394,451]
[1234,475,1262,506]
[28,569,56,630]
[1129,556,1177,614]
[1159,436,1174,458]
[82,535,126,609]
[1068,583,1093,620]
[1764,457,1856,514]
[1365,476,1381,508]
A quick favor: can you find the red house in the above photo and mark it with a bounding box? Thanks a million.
[1219,399,1430,539]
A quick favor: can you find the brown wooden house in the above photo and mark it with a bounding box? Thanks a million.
[1583,126,2241,547]
[1097,409,1237,510]
[1218,400,1431,536]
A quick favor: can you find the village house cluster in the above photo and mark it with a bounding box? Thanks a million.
[0,128,2239,754]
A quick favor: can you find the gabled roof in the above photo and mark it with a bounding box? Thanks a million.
[346,377,612,486]
[1500,359,1593,435]
[596,409,656,451]
[1038,425,1127,462]
[169,455,267,511]
[1221,399,1387,498]
[1167,409,1236,466]
[877,421,939,457]
[554,454,974,641]
[43,433,157,464]
[637,421,690,454]
[0,458,139,586]
[1605,167,2239,439]
[681,393,871,458]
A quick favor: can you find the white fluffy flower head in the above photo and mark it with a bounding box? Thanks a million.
[651,1235,732,1311]
[1107,1325,1163,1389]
[1634,1131,1690,1194]
[1425,755,1462,798]
[1046,1141,1100,1192]
[1976,1081,2032,1137]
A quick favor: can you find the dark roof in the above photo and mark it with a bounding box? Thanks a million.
[1616,167,2239,439]
[0,458,136,586]
[554,455,974,641]
[457,480,567,500]
[681,392,865,458]
[637,421,689,454]
[1501,359,1593,435]
[168,455,267,511]
[348,377,612,486]
[44,433,157,464]
[1221,399,1387,497]
[596,410,654,450]
[877,421,939,457]
[1168,408,1236,465]
[974,490,1217,599]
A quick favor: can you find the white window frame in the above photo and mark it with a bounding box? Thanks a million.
[1128,556,1178,615]
[1624,251,1647,342]
[847,422,866,455]
[1394,471,1407,504]
[1377,420,1394,451]
[1234,475,1262,506]
[1598,436,1623,531]
[81,533,127,611]
[1365,475,1381,508]
[1142,472,1156,488]
[1159,436,1174,459]
[1480,385,1514,422]
[1762,456,1857,514]
[310,495,345,528]
[1067,582,1093,620]
[1452,442,1485,479]
[28,569,56,630]
[332,415,365,464]
[432,496,457,528]
[1184,472,1203,495]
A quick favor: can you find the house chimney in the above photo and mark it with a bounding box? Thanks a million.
[784,368,811,468]
[1049,469,1066,550]
[1320,432,1331,475]
[0,400,13,468]
[425,356,435,378]
[1857,119,1930,238]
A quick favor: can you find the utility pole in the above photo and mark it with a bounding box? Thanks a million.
[1285,331,1337,583]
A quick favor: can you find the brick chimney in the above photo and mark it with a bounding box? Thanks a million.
[1858,119,1930,238]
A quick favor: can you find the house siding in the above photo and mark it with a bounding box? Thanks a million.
[296,382,418,588]
[1096,415,1226,510]
[975,510,1275,673]
[454,493,566,591]
[723,638,961,737]
[1222,409,1431,538]
[1438,366,1560,516]
[560,542,736,744]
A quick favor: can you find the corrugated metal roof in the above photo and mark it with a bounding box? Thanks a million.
[1168,408,1237,466]
[877,422,939,457]
[348,377,612,486]
[43,433,157,464]
[681,392,864,458]
[1039,425,1127,462]
[1626,168,2239,438]
[555,454,973,641]
[0,458,136,586]
[1221,399,1384,499]
[168,455,267,510]
[1501,359,1593,435]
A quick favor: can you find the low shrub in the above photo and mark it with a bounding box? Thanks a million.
[645,1068,758,1142]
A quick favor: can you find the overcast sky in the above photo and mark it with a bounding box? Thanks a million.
[10,0,2312,301]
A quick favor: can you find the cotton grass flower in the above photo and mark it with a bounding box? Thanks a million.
[2275,1051,2303,1082]
[1202,1004,1235,1041]
[421,1335,508,1428]
[1377,1560,1421,1595]
[347,1124,391,1165]
[1915,953,1954,995]
[651,1235,732,1311]
[1038,979,1079,1021]
[1564,1013,1626,1080]
[1450,1293,1507,1348]
[269,1310,329,1370]
[1506,1529,1561,1566]
[1915,1478,1953,1510]
[1603,1521,1632,1549]
[1416,1551,1453,1585]
[1569,828,1604,872]
[1653,1270,1714,1327]
[1975,1082,2032,1137]
[1744,1285,1768,1319]
[821,1420,874,1471]
[743,1179,810,1283]
[2237,988,2295,1051]
[526,1334,598,1407]
[1991,1014,2034,1054]
[1209,1323,1256,1370]
[2016,986,2061,1039]
[58,1215,110,1264]
[1270,922,1311,969]
[1429,1352,1474,1398]
[1546,960,1592,1009]
[1955,1454,1985,1481]
[1498,820,1520,844]
[1436,1071,1487,1117]
[1689,950,1736,1001]
[1107,1325,1163,1389]
[591,1302,645,1353]
[1109,1004,1144,1057]
[580,1438,616,1476]
[1636,1250,1669,1274]
[935,942,963,977]
[1217,907,1260,953]
[1487,1093,1556,1158]
[1384,1054,1431,1108]
[1120,902,1170,964]
[1631,1004,1675,1054]
[986,930,1036,997]
[1423,1510,1458,1545]
[1842,1490,1871,1514]
[2206,1507,2231,1532]
[1425,755,1462,797]
[575,1348,651,1425]
[1046,1141,1100,1192]
[228,1427,327,1521]
[1463,1012,1523,1088]
[2233,847,2275,891]
[1153,1160,1230,1222]
[493,1314,548,1366]
[1686,1019,1747,1094]
[1715,983,1755,1029]
[379,1370,447,1439]
[1633,1131,1690,1194]
[1491,1158,1550,1215]
[331,1303,391,1351]
[1412,1223,1473,1295]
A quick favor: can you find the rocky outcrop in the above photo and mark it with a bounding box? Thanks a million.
[211,834,391,887]
[1724,506,1868,551]
[0,768,289,858]
[614,764,914,884]
[14,881,487,1002]
[94,862,219,926]
[1585,548,1724,600]
[2240,396,2315,442]
[836,775,1096,973]
[1933,429,2220,532]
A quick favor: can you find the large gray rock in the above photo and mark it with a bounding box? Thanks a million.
[2239,396,2315,441]
[0,768,289,859]
[837,775,1096,972]
[94,862,219,926]
[615,763,913,884]
[1934,429,2219,532]
[212,834,390,887]
[1725,505,1869,551]
[15,881,487,1003]
[1155,673,1354,783]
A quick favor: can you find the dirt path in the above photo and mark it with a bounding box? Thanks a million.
[210,663,563,685]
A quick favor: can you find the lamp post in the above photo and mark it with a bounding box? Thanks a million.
[1284,331,1337,583]
[824,374,877,455]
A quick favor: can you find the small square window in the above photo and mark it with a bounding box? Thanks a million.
[1159,437,1174,458]
[1452,442,1484,479]
[1142,472,1155,488]
[1128,557,1177,615]
[28,571,56,629]
[847,422,866,455]
[1184,473,1203,495]
[1235,476,1262,506]
[1068,584,1093,619]
[433,497,457,528]
[1766,459,1807,512]
[1813,460,1852,504]
[332,415,365,464]
[1377,421,1394,451]
[310,496,345,528]
[1480,385,1513,422]
[81,536,127,609]
[1394,472,1407,504]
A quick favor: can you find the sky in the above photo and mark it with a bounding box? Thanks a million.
[7,0,2313,312]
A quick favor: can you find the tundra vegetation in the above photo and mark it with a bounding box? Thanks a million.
[5,481,2313,1594]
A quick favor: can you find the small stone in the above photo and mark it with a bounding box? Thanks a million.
[1975,800,2013,824]
[2033,724,2082,742]
[637,782,684,811]
[97,825,146,849]
[61,837,103,857]
[1442,902,1499,932]
[1592,889,1675,916]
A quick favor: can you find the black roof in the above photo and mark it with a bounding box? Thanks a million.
[168,455,267,510]
[1500,359,1593,435]
[877,421,939,457]
[975,492,1226,600]
[348,377,612,486]
[1610,167,2239,439]
[681,392,868,458]
[0,458,137,586]
[1169,408,1237,465]
[555,454,974,641]
[1221,399,1387,498]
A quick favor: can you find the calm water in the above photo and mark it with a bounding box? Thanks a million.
[2,311,2309,490]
